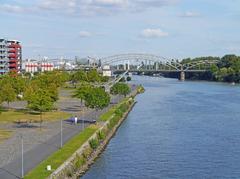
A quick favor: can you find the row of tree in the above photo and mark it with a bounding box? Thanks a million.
[182,54,240,83]
[70,69,109,87]
[73,82,131,111]
[0,70,131,124]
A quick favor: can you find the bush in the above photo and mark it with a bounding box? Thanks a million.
[97,131,106,141]
[82,148,93,159]
[89,138,99,150]
[73,154,86,171]
[115,108,123,117]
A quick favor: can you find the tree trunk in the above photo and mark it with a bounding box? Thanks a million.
[40,111,43,130]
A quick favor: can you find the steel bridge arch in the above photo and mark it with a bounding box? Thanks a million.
[100,53,219,72]
[100,53,182,70]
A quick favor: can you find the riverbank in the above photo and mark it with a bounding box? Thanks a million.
[25,85,144,179]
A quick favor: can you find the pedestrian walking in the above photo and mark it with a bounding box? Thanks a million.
[74,116,78,125]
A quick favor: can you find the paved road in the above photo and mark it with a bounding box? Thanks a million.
[0,96,122,179]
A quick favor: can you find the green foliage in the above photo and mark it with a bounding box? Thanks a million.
[71,70,88,83]
[73,84,92,103]
[0,80,16,107]
[183,54,240,83]
[73,154,86,171]
[26,88,54,112]
[89,138,99,149]
[97,130,106,141]
[87,69,100,82]
[85,87,110,110]
[110,82,131,97]
[74,85,110,110]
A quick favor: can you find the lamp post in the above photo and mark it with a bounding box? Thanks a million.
[21,135,24,179]
[60,120,63,148]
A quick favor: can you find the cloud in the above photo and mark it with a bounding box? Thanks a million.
[79,31,93,38]
[141,28,169,38]
[0,0,180,17]
[0,4,29,13]
[179,11,200,18]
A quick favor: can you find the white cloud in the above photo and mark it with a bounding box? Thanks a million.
[180,11,200,18]
[0,0,180,16]
[79,31,92,38]
[141,28,169,38]
[0,4,28,13]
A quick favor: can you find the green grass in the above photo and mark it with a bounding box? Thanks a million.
[99,106,116,122]
[0,110,71,124]
[0,130,12,142]
[25,125,98,179]
[99,97,133,122]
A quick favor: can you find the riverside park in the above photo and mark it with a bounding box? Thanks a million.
[1,0,240,178]
[0,70,143,178]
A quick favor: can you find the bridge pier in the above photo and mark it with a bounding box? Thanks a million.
[180,71,185,81]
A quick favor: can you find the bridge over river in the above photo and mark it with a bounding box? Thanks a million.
[100,53,218,81]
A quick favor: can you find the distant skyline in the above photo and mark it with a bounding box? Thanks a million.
[1,0,240,59]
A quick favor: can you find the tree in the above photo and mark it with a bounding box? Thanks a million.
[73,84,92,105]
[84,87,110,110]
[110,83,131,97]
[87,69,101,83]
[25,88,54,129]
[0,82,16,108]
[71,70,88,86]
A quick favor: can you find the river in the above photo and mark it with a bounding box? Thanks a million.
[82,76,240,179]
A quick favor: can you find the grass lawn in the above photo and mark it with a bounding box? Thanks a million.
[25,125,98,179]
[0,130,12,142]
[99,97,131,122]
[0,110,71,124]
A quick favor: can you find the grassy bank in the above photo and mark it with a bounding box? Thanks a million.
[25,125,98,179]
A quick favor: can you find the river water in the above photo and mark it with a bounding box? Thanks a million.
[82,76,240,179]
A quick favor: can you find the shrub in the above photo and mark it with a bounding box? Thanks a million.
[73,154,86,171]
[115,108,123,117]
[97,131,106,141]
[82,148,93,159]
[89,138,99,150]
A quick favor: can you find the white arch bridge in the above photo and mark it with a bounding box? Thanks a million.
[100,53,218,81]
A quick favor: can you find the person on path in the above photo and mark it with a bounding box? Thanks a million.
[74,116,78,125]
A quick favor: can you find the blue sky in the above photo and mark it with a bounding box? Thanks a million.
[1,0,240,59]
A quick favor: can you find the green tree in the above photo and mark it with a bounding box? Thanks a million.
[110,83,131,97]
[71,70,88,86]
[0,82,16,108]
[73,84,93,105]
[26,88,54,128]
[87,69,100,83]
[84,87,110,110]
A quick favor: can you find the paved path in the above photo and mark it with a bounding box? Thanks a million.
[0,97,122,179]
[0,122,88,179]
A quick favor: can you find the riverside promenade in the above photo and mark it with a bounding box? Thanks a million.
[0,88,126,179]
